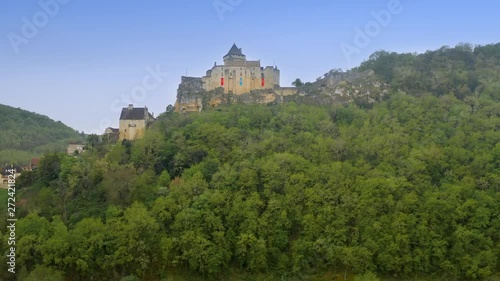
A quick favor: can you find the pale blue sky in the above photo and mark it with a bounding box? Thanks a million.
[1,0,499,133]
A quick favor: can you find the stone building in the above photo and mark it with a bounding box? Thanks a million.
[67,144,85,155]
[201,43,280,95]
[119,104,155,141]
[175,44,294,112]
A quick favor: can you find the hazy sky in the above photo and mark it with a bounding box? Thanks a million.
[1,0,499,133]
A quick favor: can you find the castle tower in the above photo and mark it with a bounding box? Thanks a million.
[223,43,246,65]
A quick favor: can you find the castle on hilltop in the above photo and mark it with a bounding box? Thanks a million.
[201,43,280,94]
[175,44,296,112]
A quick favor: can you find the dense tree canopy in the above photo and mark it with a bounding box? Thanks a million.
[1,43,500,280]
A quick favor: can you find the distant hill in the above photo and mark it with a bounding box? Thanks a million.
[0,104,84,165]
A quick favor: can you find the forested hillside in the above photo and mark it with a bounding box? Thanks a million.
[0,104,84,165]
[356,43,500,101]
[1,43,499,281]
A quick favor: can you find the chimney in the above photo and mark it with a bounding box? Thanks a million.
[128,104,133,110]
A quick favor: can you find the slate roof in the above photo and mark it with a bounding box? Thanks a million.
[225,43,244,57]
[120,107,154,120]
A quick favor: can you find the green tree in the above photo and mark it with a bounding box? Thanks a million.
[292,78,304,87]
[22,265,64,281]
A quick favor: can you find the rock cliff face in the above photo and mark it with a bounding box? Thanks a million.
[291,69,387,106]
[174,77,205,112]
[174,70,387,112]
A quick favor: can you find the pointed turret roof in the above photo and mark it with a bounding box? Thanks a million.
[225,43,244,57]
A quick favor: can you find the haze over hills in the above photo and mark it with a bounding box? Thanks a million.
[0,104,84,166]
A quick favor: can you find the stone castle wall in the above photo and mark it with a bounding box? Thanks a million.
[201,64,279,95]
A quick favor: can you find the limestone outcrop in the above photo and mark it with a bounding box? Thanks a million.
[175,69,387,112]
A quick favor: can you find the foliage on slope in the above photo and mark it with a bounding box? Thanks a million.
[1,43,499,281]
[357,43,500,102]
[0,104,84,165]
